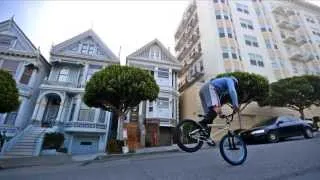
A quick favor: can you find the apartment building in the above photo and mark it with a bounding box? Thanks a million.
[175,0,320,131]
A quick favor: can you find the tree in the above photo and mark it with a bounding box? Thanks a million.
[216,72,269,128]
[0,69,19,113]
[83,65,159,139]
[268,75,320,119]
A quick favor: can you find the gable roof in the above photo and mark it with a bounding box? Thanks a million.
[127,38,180,66]
[0,18,50,67]
[51,29,119,61]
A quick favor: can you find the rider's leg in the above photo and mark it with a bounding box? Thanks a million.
[199,106,217,134]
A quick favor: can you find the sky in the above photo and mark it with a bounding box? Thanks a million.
[0,0,189,64]
[0,0,319,65]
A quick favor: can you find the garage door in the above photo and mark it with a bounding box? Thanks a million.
[71,136,99,155]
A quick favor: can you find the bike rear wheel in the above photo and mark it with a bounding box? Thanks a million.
[219,134,247,165]
[175,119,204,153]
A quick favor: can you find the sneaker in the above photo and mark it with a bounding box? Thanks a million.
[207,139,216,147]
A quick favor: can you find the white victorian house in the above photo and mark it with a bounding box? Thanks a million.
[126,39,181,146]
[2,29,119,156]
[0,18,50,137]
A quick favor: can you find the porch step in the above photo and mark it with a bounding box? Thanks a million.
[2,126,46,158]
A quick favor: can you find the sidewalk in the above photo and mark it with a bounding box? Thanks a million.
[0,145,186,170]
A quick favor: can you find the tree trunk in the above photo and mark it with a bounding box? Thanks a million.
[138,101,146,147]
[238,112,242,129]
[299,109,305,119]
[117,115,124,140]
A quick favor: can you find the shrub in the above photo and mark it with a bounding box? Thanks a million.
[42,132,65,150]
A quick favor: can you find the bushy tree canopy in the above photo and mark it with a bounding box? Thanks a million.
[84,65,159,117]
[268,75,320,119]
[0,69,20,113]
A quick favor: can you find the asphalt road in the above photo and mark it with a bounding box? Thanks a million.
[1,135,319,180]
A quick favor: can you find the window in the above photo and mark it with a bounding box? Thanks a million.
[78,103,95,122]
[69,103,76,122]
[158,98,169,109]
[249,53,264,67]
[88,44,95,55]
[226,28,232,38]
[150,46,161,60]
[20,66,33,85]
[292,63,298,73]
[0,38,11,48]
[232,53,237,59]
[236,3,249,14]
[148,101,153,112]
[98,111,106,123]
[261,27,266,32]
[241,23,247,28]
[274,44,278,49]
[258,61,264,67]
[1,60,20,76]
[58,68,69,82]
[80,142,92,145]
[218,27,225,38]
[81,44,88,54]
[222,52,229,59]
[240,19,253,30]
[86,64,102,81]
[244,35,259,47]
[265,40,272,49]
[158,68,169,78]
[200,60,204,71]
[213,0,218,3]
[4,111,17,125]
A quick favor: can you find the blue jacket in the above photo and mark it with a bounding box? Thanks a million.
[210,77,239,108]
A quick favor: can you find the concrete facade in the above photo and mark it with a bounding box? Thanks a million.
[174,0,320,137]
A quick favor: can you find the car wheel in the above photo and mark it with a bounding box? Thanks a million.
[268,132,279,143]
[303,127,313,139]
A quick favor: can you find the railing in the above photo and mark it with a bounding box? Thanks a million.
[64,122,107,130]
[1,125,32,154]
[43,80,78,88]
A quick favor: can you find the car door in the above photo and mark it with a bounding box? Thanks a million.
[276,117,293,138]
[288,117,303,136]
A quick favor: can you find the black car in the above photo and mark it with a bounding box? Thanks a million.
[240,116,314,144]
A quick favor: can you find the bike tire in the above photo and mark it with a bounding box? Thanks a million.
[219,134,247,166]
[175,119,203,153]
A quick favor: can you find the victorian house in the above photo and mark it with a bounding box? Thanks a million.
[2,29,119,156]
[0,18,50,138]
[126,39,181,147]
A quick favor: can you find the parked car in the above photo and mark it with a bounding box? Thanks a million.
[240,116,314,144]
[303,118,319,131]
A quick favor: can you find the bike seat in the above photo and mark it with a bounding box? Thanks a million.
[198,114,205,118]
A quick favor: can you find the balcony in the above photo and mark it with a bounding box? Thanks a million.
[272,6,294,17]
[278,19,300,31]
[289,50,314,62]
[283,34,296,44]
[64,122,107,133]
[159,118,176,127]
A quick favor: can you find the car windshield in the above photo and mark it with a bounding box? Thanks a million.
[252,117,278,128]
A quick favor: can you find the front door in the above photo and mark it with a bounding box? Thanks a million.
[42,96,60,127]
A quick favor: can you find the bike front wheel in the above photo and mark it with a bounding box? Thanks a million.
[219,134,247,166]
[175,119,204,153]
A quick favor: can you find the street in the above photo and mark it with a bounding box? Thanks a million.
[0,135,319,180]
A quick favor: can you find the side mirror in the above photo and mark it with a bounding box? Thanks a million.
[277,121,283,126]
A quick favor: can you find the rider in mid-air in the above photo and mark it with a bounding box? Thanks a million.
[198,76,240,141]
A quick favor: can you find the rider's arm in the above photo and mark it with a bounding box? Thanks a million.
[226,78,239,109]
